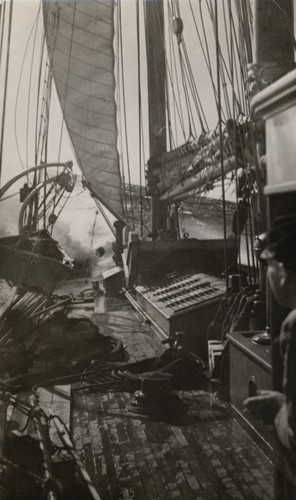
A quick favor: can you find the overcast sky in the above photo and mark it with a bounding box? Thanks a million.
[0,0,252,256]
[3,0,225,181]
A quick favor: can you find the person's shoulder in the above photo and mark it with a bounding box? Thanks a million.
[282,309,296,332]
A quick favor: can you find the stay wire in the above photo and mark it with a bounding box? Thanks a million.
[0,0,7,180]
[0,0,13,184]
[57,2,77,164]
[0,191,19,202]
[41,1,59,164]
[118,0,135,229]
[229,5,247,115]
[36,15,54,167]
[226,2,249,112]
[170,14,193,141]
[207,0,244,119]
[35,38,46,164]
[165,1,187,141]
[115,3,128,224]
[228,0,242,289]
[39,65,52,165]
[181,40,208,132]
[87,209,98,276]
[182,41,209,131]
[14,6,40,172]
[26,4,41,171]
[178,46,196,138]
[189,0,219,112]
[163,9,179,192]
[215,0,228,290]
[136,0,143,238]
[238,0,253,65]
[0,0,5,73]
[28,7,42,229]
[200,0,228,123]
[174,0,207,132]
[222,1,232,79]
[45,191,66,233]
[235,0,249,115]
[94,198,115,235]
[35,3,48,165]
[33,186,59,228]
[166,3,179,152]
[207,0,235,120]
[222,0,243,116]
[35,181,56,221]
[166,19,175,152]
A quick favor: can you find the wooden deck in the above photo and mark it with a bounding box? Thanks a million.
[71,299,274,500]
[1,282,274,499]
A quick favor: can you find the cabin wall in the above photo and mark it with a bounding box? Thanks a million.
[252,68,296,500]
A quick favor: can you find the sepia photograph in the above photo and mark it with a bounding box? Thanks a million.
[0,0,295,498]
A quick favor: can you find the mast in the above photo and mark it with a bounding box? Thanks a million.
[145,0,168,240]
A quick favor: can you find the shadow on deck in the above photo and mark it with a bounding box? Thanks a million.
[71,299,273,500]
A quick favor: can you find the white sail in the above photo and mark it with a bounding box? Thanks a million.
[43,0,124,220]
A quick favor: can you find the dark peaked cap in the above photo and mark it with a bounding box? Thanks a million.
[260,215,296,270]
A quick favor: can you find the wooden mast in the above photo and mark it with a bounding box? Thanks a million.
[145,0,168,240]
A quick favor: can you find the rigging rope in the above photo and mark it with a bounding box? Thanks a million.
[94,199,115,236]
[27,6,43,229]
[35,30,45,165]
[35,36,52,166]
[26,4,40,171]
[189,0,219,113]
[170,1,209,137]
[177,44,197,138]
[166,1,187,142]
[0,0,13,185]
[0,191,19,202]
[57,1,77,164]
[229,0,242,290]
[137,0,144,237]
[118,0,135,230]
[50,190,71,232]
[115,4,128,223]
[181,41,209,131]
[227,3,250,112]
[14,5,41,172]
[0,0,5,73]
[167,24,187,142]
[215,0,228,289]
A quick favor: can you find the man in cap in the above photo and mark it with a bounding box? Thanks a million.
[244,215,296,452]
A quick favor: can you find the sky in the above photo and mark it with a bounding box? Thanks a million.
[0,0,117,270]
[1,0,228,177]
[0,0,252,263]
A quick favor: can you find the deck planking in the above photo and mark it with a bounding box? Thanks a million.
[72,304,274,500]
[7,278,270,500]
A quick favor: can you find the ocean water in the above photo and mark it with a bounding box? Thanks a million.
[180,211,250,267]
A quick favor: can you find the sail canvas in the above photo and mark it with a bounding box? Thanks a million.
[43,0,124,220]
